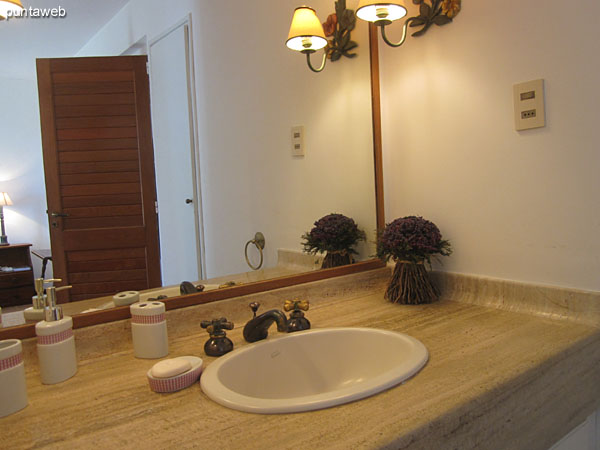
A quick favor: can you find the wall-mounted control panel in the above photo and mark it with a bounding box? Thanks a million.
[291,125,305,156]
[513,79,545,131]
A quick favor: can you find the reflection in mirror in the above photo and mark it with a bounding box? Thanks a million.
[0,0,377,331]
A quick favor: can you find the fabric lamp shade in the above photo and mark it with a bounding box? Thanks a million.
[356,0,407,23]
[0,0,24,18]
[286,6,327,52]
[0,192,13,206]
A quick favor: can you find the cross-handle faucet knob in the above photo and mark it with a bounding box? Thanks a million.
[284,299,311,333]
[200,317,234,357]
[283,299,309,312]
[249,302,260,318]
[201,317,233,337]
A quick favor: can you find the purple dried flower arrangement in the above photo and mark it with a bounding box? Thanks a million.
[377,216,452,304]
[302,213,366,269]
[377,216,452,264]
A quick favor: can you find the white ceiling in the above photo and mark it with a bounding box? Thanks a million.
[0,0,129,79]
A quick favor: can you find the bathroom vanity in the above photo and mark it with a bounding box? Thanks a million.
[2,268,600,449]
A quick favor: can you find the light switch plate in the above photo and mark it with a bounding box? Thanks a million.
[291,125,304,156]
[513,79,545,131]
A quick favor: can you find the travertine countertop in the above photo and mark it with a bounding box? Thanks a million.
[3,269,600,449]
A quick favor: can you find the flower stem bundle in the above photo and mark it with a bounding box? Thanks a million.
[377,216,452,304]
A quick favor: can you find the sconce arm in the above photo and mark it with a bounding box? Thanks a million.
[305,51,327,73]
[380,17,418,48]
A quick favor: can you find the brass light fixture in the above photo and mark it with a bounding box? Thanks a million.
[286,2,359,73]
[286,1,460,71]
[356,0,461,48]
[0,192,13,246]
[0,0,24,19]
[286,6,329,73]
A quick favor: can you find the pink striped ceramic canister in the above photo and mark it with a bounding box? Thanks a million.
[0,339,28,417]
[130,301,169,359]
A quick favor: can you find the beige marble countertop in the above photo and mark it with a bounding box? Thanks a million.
[3,269,600,449]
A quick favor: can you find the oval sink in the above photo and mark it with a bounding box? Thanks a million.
[200,327,428,414]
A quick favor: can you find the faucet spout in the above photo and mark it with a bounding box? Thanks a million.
[243,309,288,343]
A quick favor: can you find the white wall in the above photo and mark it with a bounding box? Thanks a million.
[379,0,600,291]
[0,77,51,278]
[79,0,376,278]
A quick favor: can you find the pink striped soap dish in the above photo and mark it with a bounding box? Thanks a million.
[147,356,203,393]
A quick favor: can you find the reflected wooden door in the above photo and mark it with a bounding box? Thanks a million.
[37,56,161,302]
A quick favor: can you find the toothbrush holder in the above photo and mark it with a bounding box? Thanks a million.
[130,301,169,359]
[0,339,28,418]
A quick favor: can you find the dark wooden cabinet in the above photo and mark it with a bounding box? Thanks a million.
[0,244,35,307]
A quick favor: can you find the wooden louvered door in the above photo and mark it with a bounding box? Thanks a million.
[36,56,161,303]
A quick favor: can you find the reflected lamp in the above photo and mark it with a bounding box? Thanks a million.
[0,192,13,246]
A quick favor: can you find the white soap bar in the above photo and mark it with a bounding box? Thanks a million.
[151,358,192,379]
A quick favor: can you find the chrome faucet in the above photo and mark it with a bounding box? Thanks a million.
[243,302,287,343]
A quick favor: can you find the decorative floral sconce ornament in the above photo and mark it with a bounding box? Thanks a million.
[322,0,358,62]
[410,0,461,36]
[356,0,461,47]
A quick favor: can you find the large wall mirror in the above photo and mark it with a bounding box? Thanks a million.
[0,0,383,338]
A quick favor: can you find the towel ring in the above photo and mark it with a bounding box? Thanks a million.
[244,232,265,270]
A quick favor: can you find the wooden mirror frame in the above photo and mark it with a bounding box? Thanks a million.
[0,24,384,341]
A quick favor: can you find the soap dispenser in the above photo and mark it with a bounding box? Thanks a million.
[35,280,77,385]
[23,278,48,322]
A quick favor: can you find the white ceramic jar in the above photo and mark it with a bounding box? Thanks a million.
[130,301,168,359]
[35,316,78,385]
[113,290,140,306]
[0,339,28,418]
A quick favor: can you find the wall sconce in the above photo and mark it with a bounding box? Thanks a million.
[356,0,461,47]
[0,0,24,19]
[286,0,459,71]
[0,192,13,246]
[286,2,358,73]
[286,6,329,73]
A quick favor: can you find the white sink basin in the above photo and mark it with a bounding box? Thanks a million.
[200,327,428,414]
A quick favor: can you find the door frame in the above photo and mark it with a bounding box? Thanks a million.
[147,15,206,280]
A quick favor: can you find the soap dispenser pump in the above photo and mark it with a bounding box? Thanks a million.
[23,277,48,321]
[35,280,77,385]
